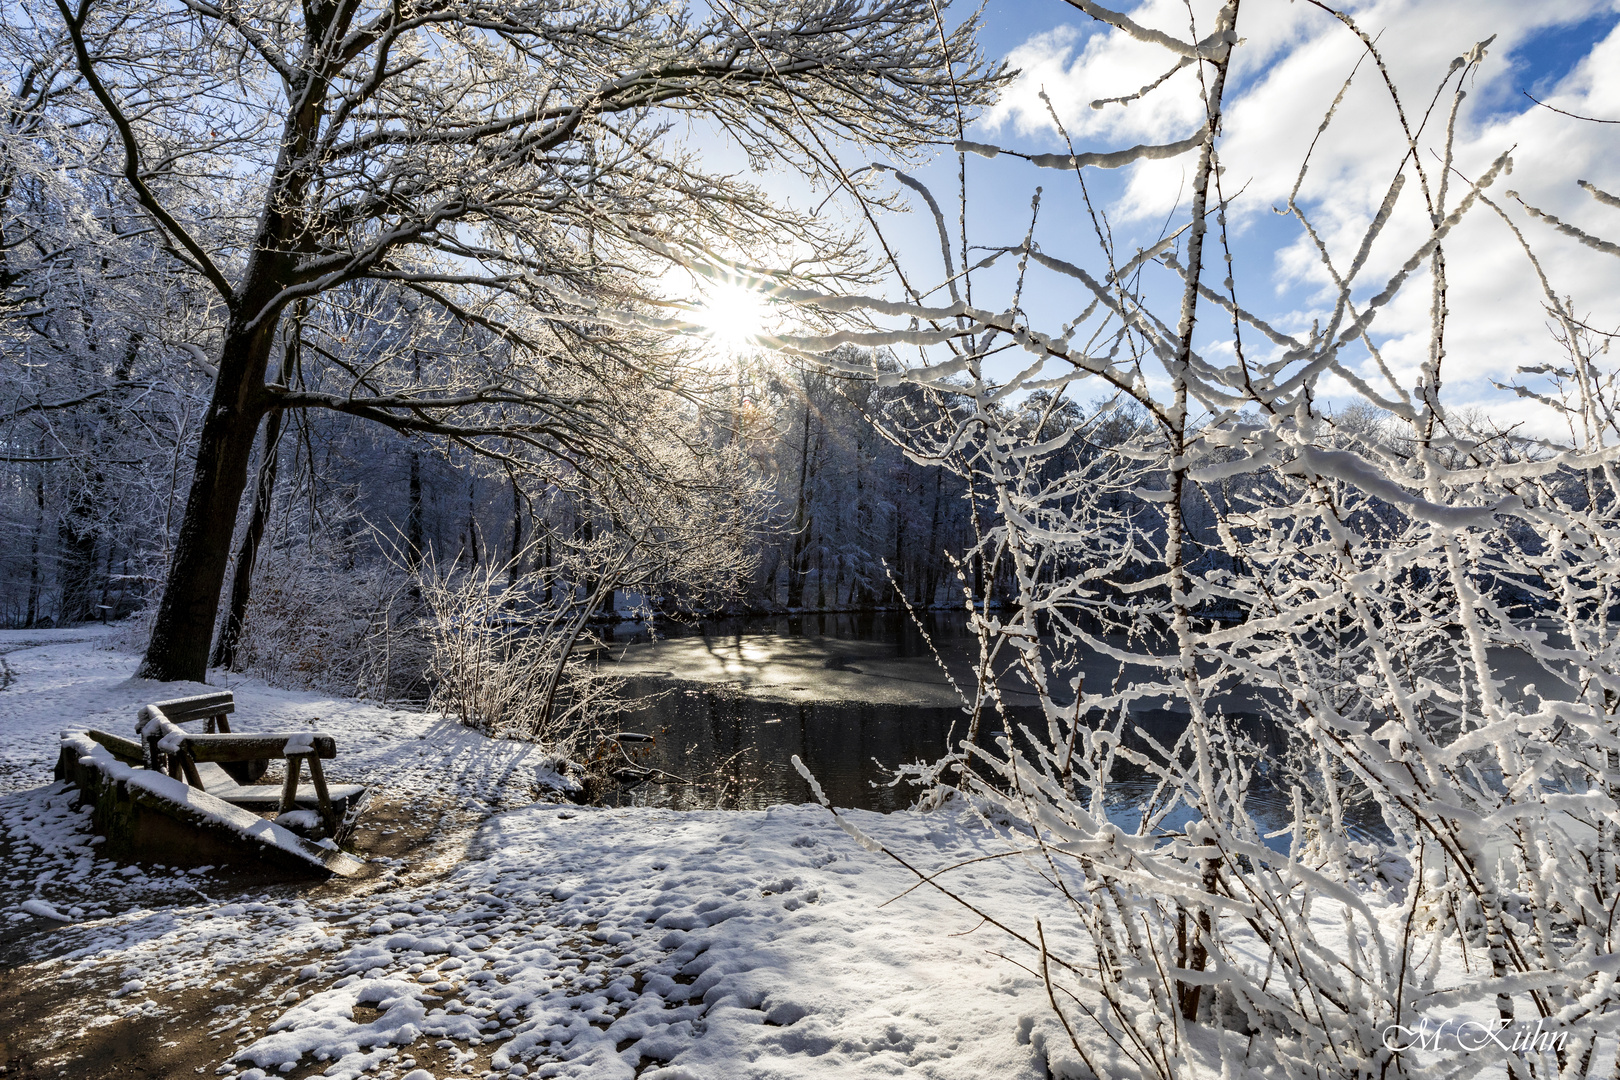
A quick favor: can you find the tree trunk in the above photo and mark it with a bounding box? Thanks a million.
[26,464,42,627]
[507,470,523,582]
[210,406,284,670]
[760,546,781,608]
[891,469,907,604]
[923,469,943,607]
[464,473,480,565]
[406,349,426,572]
[786,387,815,609]
[853,427,873,607]
[137,322,275,682]
[579,484,596,599]
[211,319,300,670]
[543,531,553,606]
[134,0,349,682]
[57,489,100,624]
[97,540,119,622]
[407,449,424,567]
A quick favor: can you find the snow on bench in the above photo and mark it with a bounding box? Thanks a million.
[56,690,369,877]
[57,735,365,877]
[134,693,366,840]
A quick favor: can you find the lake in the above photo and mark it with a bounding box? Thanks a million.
[599,611,1024,811]
[592,612,1364,848]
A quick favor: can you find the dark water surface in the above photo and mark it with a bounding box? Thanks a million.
[599,612,1008,812]
[593,613,1359,845]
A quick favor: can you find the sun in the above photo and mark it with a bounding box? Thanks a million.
[693,280,774,352]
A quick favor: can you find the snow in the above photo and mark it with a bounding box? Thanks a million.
[276,810,323,831]
[57,732,362,873]
[0,630,1553,1079]
[956,127,1210,170]
[1,631,1070,1079]
[136,705,191,753]
[21,897,72,921]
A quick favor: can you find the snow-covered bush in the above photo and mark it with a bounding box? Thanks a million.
[230,545,423,699]
[761,4,1620,1077]
[415,547,624,746]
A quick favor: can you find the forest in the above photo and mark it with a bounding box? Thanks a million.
[5,0,1620,1078]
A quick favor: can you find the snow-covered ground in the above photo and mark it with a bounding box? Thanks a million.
[1,630,1067,1080]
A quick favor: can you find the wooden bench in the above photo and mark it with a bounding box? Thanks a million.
[85,690,367,842]
[140,691,263,783]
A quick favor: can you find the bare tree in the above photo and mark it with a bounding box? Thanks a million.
[1,8,220,625]
[42,0,1002,679]
[720,2,1620,1075]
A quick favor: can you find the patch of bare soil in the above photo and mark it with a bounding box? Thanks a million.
[0,797,471,1080]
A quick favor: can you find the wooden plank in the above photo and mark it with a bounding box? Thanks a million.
[121,770,365,876]
[150,692,236,724]
[85,730,144,763]
[193,761,238,789]
[179,734,337,761]
[307,753,334,834]
[213,784,367,811]
[218,755,266,784]
[151,691,234,710]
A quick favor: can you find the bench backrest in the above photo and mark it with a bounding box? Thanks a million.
[150,692,235,725]
[136,691,331,789]
[181,733,337,762]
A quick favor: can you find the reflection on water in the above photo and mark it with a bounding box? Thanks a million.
[609,680,972,812]
[600,611,1019,811]
[597,612,1389,849]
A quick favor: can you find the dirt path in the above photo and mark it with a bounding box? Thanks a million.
[0,796,495,1080]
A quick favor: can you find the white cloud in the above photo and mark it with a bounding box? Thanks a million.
[979,0,1620,429]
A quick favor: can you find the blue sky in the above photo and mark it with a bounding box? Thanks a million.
[726,0,1620,433]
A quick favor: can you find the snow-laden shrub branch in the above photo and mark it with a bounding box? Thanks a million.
[415,542,628,746]
[771,3,1620,1077]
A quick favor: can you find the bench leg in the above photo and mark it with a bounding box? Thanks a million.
[307,754,335,837]
[280,755,303,813]
[180,753,204,789]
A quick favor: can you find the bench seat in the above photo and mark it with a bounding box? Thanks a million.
[192,761,365,812]
[215,784,368,812]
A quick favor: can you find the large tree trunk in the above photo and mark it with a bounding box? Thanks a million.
[137,323,275,682]
[212,316,301,670]
[131,0,348,682]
